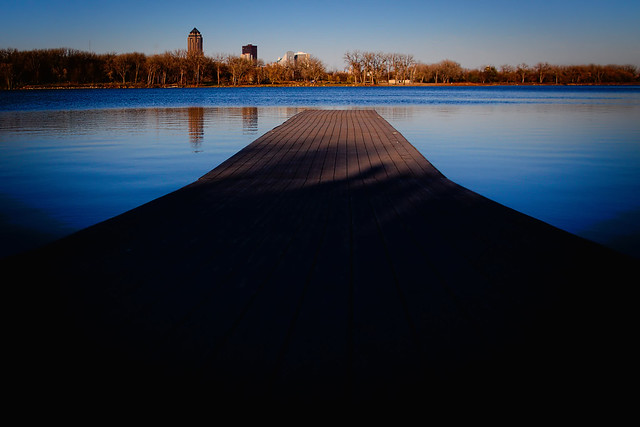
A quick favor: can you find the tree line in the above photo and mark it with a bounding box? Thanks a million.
[1,47,638,90]
[0,48,328,89]
[343,50,639,85]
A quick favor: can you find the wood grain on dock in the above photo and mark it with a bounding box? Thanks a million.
[5,109,635,404]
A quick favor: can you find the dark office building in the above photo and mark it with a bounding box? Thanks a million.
[242,44,258,62]
[188,28,203,55]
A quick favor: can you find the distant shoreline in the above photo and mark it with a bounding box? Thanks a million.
[9,82,640,90]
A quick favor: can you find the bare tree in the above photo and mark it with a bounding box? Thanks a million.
[264,63,285,84]
[550,64,563,84]
[436,59,461,83]
[344,50,362,84]
[588,64,606,84]
[345,51,393,85]
[517,63,529,83]
[535,62,550,84]
[413,63,432,83]
[159,52,175,86]
[394,54,415,84]
[212,53,226,86]
[384,53,396,83]
[370,52,387,84]
[251,59,267,84]
[125,52,145,85]
[361,51,374,84]
[111,54,131,84]
[499,64,516,83]
[188,52,205,86]
[145,55,160,86]
[226,55,252,85]
[0,57,14,89]
[169,50,189,86]
[299,55,326,83]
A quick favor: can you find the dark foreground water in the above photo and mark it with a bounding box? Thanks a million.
[1,86,639,258]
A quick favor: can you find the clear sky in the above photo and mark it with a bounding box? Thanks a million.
[2,0,639,71]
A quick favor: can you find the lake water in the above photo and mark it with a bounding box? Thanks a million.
[1,86,639,258]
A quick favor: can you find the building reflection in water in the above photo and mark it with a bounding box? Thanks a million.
[187,107,205,152]
[242,107,258,134]
[185,107,263,152]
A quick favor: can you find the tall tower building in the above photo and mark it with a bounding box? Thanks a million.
[242,44,258,63]
[188,28,203,55]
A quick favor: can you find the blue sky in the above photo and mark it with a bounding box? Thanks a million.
[2,0,639,70]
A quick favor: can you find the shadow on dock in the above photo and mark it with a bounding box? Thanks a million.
[4,110,636,407]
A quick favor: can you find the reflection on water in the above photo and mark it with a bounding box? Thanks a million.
[0,106,308,258]
[242,107,258,134]
[1,99,639,259]
[378,103,640,258]
[188,107,204,150]
[185,107,260,150]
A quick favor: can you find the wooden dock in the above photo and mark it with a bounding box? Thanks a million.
[5,109,636,405]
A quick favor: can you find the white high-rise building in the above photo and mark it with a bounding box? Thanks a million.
[294,52,309,63]
[277,51,309,65]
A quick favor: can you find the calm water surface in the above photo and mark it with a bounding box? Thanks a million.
[1,86,639,258]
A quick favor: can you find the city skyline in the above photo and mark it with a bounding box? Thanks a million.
[1,0,639,71]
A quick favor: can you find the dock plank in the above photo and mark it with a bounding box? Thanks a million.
[4,109,636,405]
